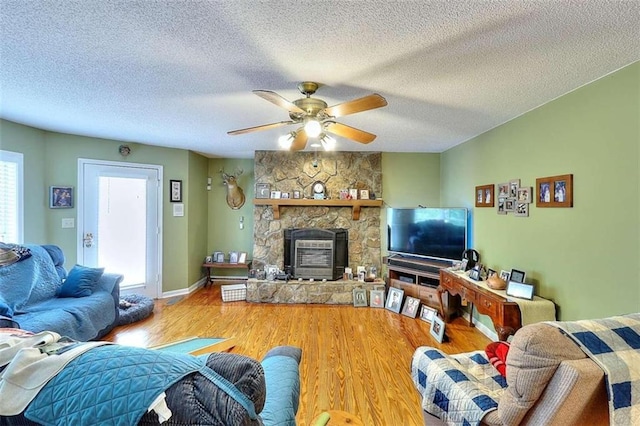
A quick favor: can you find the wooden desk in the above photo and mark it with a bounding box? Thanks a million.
[202,262,251,287]
[438,269,521,341]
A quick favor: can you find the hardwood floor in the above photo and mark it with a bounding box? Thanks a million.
[104,285,491,425]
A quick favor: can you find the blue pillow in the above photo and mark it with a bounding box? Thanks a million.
[57,264,104,298]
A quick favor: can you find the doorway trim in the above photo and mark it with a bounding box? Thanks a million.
[77,158,163,298]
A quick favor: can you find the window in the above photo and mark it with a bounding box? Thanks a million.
[0,150,24,243]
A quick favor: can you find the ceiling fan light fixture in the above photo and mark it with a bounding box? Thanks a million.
[320,134,336,151]
[278,131,296,149]
[304,119,322,138]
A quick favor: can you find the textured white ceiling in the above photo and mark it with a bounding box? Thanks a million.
[1,1,638,158]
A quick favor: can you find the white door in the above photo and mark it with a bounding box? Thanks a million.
[78,159,162,299]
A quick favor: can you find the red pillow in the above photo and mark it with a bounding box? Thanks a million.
[485,341,510,376]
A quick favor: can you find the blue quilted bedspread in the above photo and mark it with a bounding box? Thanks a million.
[546,313,640,426]
[25,345,207,425]
[411,348,507,426]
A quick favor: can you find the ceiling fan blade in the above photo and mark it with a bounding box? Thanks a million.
[227,121,295,135]
[322,94,387,118]
[291,129,308,151]
[325,122,377,144]
[253,90,306,114]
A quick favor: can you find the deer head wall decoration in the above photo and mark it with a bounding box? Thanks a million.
[220,168,246,210]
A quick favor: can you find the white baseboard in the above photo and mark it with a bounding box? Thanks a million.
[161,277,206,299]
[210,275,248,280]
[460,311,498,342]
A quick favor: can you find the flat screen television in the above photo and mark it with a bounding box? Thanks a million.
[387,207,468,261]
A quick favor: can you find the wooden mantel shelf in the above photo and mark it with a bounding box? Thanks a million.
[253,198,383,220]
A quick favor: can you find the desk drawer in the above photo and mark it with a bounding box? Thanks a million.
[418,286,440,309]
[450,278,476,303]
[440,272,454,287]
[477,293,499,318]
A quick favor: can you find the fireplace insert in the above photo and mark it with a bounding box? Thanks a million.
[284,228,348,281]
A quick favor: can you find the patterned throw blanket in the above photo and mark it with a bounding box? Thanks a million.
[411,348,507,425]
[546,313,640,425]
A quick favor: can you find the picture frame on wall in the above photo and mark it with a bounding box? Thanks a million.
[514,202,529,217]
[49,186,74,208]
[497,182,509,198]
[536,174,573,208]
[170,180,182,202]
[517,187,533,203]
[509,179,520,198]
[504,198,516,212]
[475,184,494,207]
[497,197,507,215]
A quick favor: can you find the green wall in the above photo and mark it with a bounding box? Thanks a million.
[0,120,209,293]
[186,151,210,286]
[0,120,48,242]
[207,158,255,268]
[380,153,441,257]
[441,62,640,322]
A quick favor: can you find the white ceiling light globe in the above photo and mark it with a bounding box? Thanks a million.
[304,120,322,138]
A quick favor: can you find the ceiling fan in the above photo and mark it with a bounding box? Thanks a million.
[227,82,387,151]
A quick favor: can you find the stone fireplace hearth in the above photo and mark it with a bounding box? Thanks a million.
[252,151,382,274]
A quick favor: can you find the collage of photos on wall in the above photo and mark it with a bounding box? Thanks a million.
[479,173,573,217]
[495,179,532,217]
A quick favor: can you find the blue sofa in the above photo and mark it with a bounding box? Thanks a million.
[0,244,121,340]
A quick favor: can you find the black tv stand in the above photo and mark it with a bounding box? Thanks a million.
[386,256,456,317]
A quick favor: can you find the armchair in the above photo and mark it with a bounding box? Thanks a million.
[412,322,610,425]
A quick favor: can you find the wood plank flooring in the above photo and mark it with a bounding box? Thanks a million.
[104,285,491,425]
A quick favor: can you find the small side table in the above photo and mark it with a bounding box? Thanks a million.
[202,262,252,287]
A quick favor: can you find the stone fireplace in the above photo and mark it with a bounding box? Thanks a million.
[252,151,382,274]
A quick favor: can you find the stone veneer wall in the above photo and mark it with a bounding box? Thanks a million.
[252,151,382,273]
[246,279,384,304]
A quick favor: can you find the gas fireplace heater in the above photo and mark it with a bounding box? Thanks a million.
[284,228,348,281]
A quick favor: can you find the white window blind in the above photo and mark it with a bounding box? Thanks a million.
[0,150,24,243]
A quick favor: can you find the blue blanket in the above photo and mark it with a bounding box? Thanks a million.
[25,345,257,425]
[0,245,60,315]
[412,348,507,426]
[546,313,640,426]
